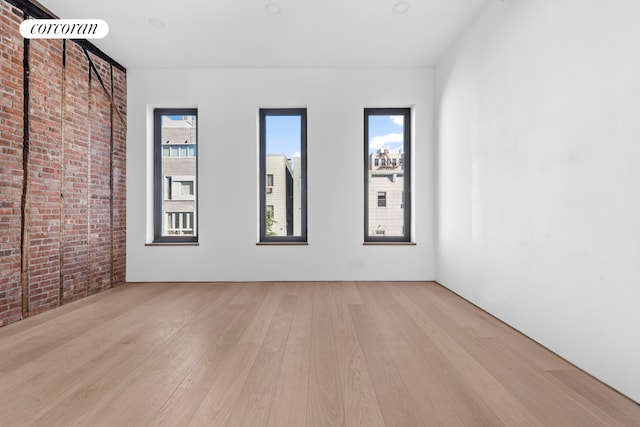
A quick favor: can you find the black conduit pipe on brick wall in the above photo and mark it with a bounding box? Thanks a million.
[58,39,66,305]
[20,13,30,319]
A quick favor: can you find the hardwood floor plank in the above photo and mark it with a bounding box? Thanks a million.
[187,342,261,427]
[478,337,629,427]
[414,282,502,338]
[0,282,170,372]
[349,302,424,426]
[408,282,574,371]
[431,302,616,425]
[375,284,504,426]
[431,333,545,426]
[396,283,545,426]
[335,336,386,427]
[147,284,272,427]
[401,282,633,426]
[188,284,286,426]
[54,284,237,427]
[341,281,365,305]
[306,283,346,427]
[328,282,358,338]
[267,284,313,427]
[0,283,203,426]
[548,369,640,427]
[0,281,637,426]
[267,337,311,427]
[146,389,210,427]
[238,282,282,344]
[0,283,148,340]
[226,295,296,426]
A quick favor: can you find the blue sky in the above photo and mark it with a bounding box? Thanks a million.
[265,115,301,159]
[368,115,404,154]
[168,114,403,157]
[167,115,194,121]
[265,114,404,158]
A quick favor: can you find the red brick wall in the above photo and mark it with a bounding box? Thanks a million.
[27,38,63,315]
[112,67,127,287]
[0,2,24,327]
[0,0,126,326]
[88,53,112,295]
[62,41,90,303]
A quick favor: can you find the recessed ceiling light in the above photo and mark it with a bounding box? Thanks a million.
[392,2,410,14]
[148,17,166,28]
[265,3,282,16]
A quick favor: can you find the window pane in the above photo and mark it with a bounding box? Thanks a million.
[377,191,386,207]
[184,212,193,235]
[166,211,195,235]
[181,181,193,195]
[165,177,172,200]
[365,109,410,241]
[155,110,198,242]
[260,109,307,242]
[265,115,299,237]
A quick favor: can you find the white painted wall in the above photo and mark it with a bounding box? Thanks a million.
[435,0,640,402]
[127,68,434,282]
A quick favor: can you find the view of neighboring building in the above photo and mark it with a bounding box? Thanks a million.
[368,148,405,237]
[266,154,301,237]
[292,156,302,236]
[161,115,197,236]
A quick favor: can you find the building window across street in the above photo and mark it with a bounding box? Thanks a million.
[166,212,195,235]
[377,192,387,207]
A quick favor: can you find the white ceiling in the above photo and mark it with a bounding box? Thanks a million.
[39,0,487,69]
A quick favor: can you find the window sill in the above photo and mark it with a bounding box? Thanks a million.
[256,242,309,246]
[145,242,199,246]
[363,242,416,246]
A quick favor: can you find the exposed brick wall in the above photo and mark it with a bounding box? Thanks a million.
[62,41,90,303]
[0,0,126,326]
[111,67,127,287]
[27,38,63,315]
[0,2,24,327]
[88,53,112,295]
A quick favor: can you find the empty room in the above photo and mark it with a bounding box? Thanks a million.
[1,0,639,425]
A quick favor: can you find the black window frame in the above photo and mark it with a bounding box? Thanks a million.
[259,108,308,243]
[364,108,411,243]
[153,108,199,243]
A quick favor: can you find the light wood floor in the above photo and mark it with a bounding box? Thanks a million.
[0,282,638,426]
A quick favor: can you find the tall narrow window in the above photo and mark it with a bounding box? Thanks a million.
[154,108,198,243]
[259,109,307,242]
[364,108,411,242]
